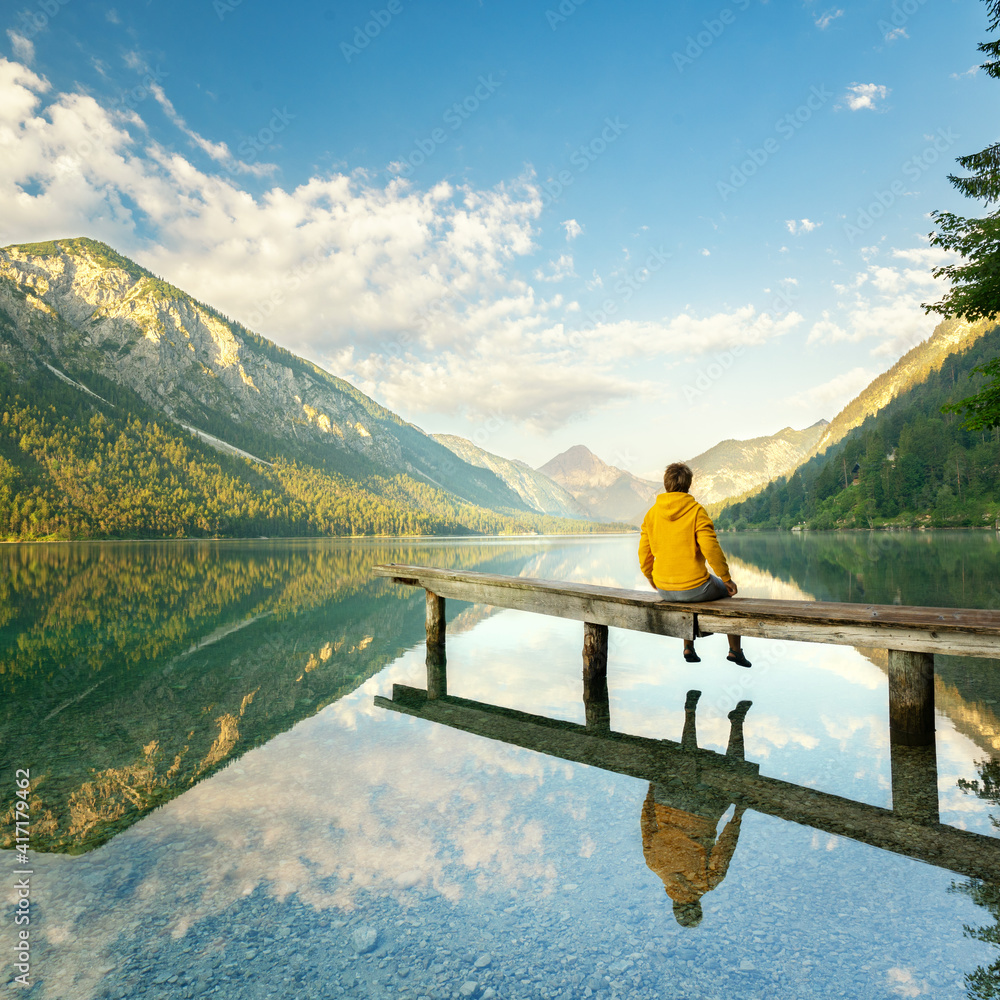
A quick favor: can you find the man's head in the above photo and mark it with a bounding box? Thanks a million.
[663,462,693,493]
[673,899,703,928]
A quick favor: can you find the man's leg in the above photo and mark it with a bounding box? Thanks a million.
[682,689,701,750]
[726,700,752,760]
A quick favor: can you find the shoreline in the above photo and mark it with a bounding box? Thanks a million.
[0,529,641,545]
[721,524,1000,534]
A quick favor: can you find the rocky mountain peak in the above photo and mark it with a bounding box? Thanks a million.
[537,445,623,489]
[0,236,530,514]
[537,445,660,525]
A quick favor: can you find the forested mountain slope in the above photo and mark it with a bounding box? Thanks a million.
[0,238,620,539]
[0,237,528,510]
[807,316,992,460]
[716,323,1000,530]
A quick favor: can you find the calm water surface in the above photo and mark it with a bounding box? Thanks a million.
[3,532,1000,999]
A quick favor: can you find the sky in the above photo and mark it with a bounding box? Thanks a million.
[0,0,994,479]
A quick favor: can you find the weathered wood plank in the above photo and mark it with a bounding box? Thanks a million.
[373,565,1000,658]
[425,591,447,698]
[695,614,1000,658]
[891,743,940,825]
[394,574,695,639]
[696,598,1000,631]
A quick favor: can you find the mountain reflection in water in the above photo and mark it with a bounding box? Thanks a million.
[0,538,575,853]
[3,533,1000,999]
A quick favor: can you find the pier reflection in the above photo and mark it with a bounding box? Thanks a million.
[375,678,1000,894]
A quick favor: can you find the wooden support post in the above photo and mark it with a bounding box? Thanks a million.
[426,590,447,699]
[888,649,935,746]
[583,622,610,733]
[890,742,940,826]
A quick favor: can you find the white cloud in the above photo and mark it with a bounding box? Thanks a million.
[700,248,710,256]
[106,8,121,23]
[883,26,908,41]
[148,81,273,177]
[815,9,843,29]
[890,245,953,269]
[785,365,875,409]
[346,346,640,432]
[561,218,582,241]
[841,83,889,112]
[807,242,956,357]
[951,64,979,79]
[0,56,812,431]
[786,218,821,235]
[533,253,576,282]
[6,30,34,64]
[578,305,802,362]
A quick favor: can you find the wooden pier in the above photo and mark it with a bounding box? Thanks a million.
[373,564,1000,747]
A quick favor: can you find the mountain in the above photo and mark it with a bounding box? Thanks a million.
[686,420,829,504]
[0,237,620,539]
[0,237,528,511]
[709,316,996,514]
[716,320,1000,530]
[538,445,660,524]
[808,316,992,460]
[432,434,590,519]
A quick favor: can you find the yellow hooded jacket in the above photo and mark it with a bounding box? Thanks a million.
[638,491,731,592]
[640,788,743,904]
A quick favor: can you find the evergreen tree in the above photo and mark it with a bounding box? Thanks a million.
[926,0,1000,429]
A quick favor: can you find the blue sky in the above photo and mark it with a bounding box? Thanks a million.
[0,0,994,477]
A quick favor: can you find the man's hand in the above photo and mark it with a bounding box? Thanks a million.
[725,580,738,597]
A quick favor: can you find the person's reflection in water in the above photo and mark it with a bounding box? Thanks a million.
[641,690,752,927]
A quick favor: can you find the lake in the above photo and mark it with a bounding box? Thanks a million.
[3,531,1000,999]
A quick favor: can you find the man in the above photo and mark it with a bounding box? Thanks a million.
[638,461,751,666]
[641,690,752,926]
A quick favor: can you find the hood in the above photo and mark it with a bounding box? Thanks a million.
[655,491,699,521]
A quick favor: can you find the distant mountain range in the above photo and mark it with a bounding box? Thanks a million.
[512,421,833,525]
[432,434,590,519]
[0,238,618,539]
[712,315,995,517]
[716,318,1000,530]
[686,420,830,504]
[537,445,660,524]
[2,236,991,540]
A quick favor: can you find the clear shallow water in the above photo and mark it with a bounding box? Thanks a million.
[3,533,1000,999]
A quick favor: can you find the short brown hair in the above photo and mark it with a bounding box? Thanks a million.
[663,462,693,493]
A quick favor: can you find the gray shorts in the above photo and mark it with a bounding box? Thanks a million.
[656,573,729,603]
